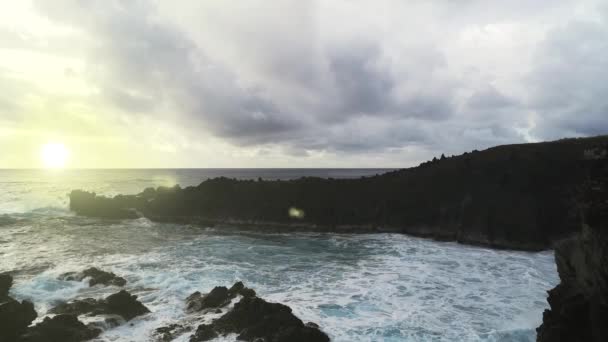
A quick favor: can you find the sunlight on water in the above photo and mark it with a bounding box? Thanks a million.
[0,169,558,342]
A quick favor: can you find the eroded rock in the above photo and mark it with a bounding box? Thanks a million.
[60,267,127,287]
[0,274,38,341]
[0,297,38,341]
[186,286,230,312]
[536,154,608,341]
[189,324,217,342]
[50,290,149,321]
[227,281,256,299]
[154,323,192,342]
[211,296,330,342]
[0,273,12,300]
[18,314,101,342]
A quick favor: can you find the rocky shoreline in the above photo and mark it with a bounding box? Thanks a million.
[70,136,608,251]
[536,153,608,341]
[0,271,329,341]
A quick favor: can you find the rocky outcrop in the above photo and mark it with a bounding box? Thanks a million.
[69,190,140,219]
[204,296,330,342]
[0,274,101,342]
[154,323,192,342]
[186,281,256,312]
[189,324,217,341]
[186,286,230,312]
[0,297,38,341]
[69,136,608,251]
[0,273,12,301]
[60,267,127,287]
[50,290,150,321]
[536,155,608,341]
[0,274,38,341]
[154,282,328,342]
[17,314,101,342]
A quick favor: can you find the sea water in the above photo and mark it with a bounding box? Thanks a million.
[0,169,558,342]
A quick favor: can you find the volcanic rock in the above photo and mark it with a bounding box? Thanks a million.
[50,290,149,321]
[60,267,127,287]
[17,314,101,342]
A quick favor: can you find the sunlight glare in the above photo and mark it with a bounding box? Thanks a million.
[40,142,69,168]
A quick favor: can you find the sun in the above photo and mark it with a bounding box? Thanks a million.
[40,142,69,168]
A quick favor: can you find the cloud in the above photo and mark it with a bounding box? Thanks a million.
[528,13,608,139]
[0,0,601,167]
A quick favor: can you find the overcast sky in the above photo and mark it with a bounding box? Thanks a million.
[1,0,607,168]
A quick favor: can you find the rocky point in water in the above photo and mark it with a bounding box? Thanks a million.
[0,274,38,341]
[536,148,608,341]
[50,289,150,321]
[17,314,101,342]
[154,281,329,342]
[205,296,330,342]
[186,281,256,312]
[69,135,608,251]
[60,267,127,287]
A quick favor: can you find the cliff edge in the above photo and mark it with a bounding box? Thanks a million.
[70,135,608,251]
[536,151,608,341]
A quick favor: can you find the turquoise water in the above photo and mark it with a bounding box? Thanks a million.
[0,169,558,341]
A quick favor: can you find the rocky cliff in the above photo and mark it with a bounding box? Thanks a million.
[70,135,608,251]
[536,153,608,341]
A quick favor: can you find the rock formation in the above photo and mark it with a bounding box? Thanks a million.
[203,296,330,342]
[60,267,127,287]
[536,149,608,341]
[69,135,608,251]
[155,281,329,342]
[186,281,256,312]
[50,290,150,321]
[17,314,101,342]
[0,274,38,341]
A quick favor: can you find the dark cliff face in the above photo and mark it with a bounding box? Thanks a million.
[70,136,608,251]
[536,156,608,341]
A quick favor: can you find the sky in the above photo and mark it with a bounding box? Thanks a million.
[0,0,607,168]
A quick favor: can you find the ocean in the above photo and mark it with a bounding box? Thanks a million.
[0,169,558,341]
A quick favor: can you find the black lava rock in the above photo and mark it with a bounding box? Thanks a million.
[17,314,101,342]
[186,286,230,312]
[50,290,149,321]
[0,297,37,341]
[212,296,330,342]
[60,267,127,287]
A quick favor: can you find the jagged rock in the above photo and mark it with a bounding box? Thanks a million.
[50,290,149,321]
[106,290,150,321]
[189,324,217,342]
[18,314,101,342]
[154,323,192,342]
[60,267,127,287]
[210,296,329,342]
[0,297,37,341]
[0,273,12,300]
[186,286,229,312]
[186,281,258,313]
[536,155,608,341]
[228,281,256,298]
